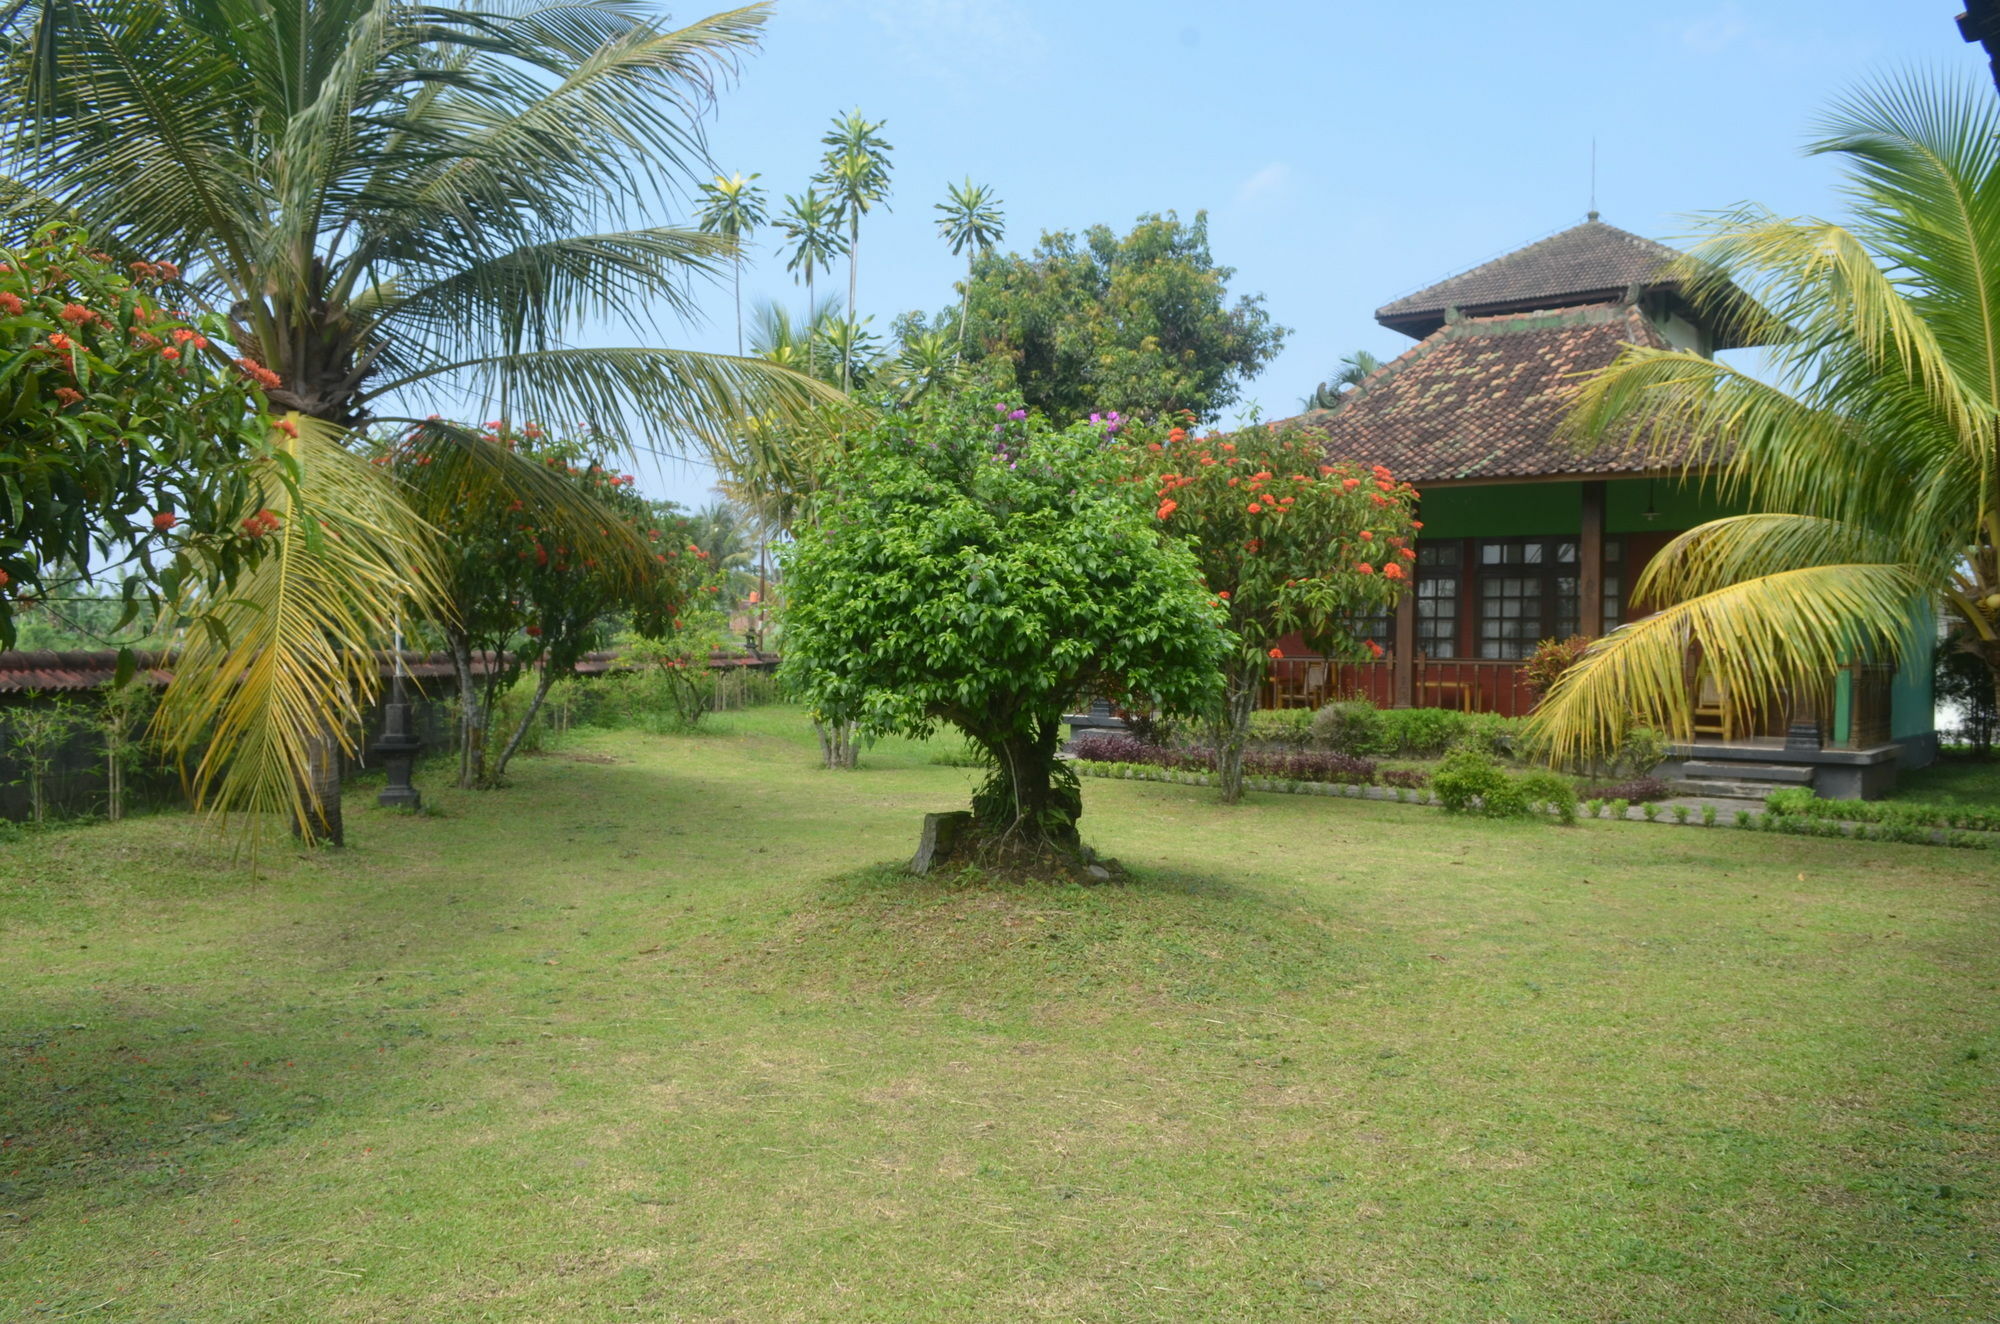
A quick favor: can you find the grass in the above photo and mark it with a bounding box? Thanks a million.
[3,705,1996,1322]
[1887,751,2000,809]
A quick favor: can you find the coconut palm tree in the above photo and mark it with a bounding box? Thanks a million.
[774,188,847,381]
[1530,75,2000,762]
[1304,350,1383,412]
[813,109,893,391]
[696,171,769,355]
[934,178,1004,349]
[1,0,830,840]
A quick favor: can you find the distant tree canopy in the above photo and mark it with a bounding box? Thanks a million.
[958,212,1285,425]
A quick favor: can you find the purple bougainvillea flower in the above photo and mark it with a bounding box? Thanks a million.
[1008,409,1026,420]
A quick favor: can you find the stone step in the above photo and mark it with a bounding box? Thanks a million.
[1667,780,1783,803]
[1679,760,1815,784]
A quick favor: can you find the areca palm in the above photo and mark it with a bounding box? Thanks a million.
[1530,76,2000,762]
[696,171,769,355]
[774,188,846,380]
[934,178,1004,349]
[814,108,892,391]
[2,0,830,837]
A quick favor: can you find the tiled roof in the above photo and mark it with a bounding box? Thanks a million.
[1376,219,1686,337]
[0,648,774,694]
[1296,302,1679,484]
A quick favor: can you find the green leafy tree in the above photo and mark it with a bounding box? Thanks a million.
[961,211,1286,425]
[1531,77,2000,760]
[781,396,1229,863]
[4,0,829,841]
[0,229,270,649]
[934,178,1005,349]
[696,172,770,356]
[1129,420,1418,802]
[814,109,894,391]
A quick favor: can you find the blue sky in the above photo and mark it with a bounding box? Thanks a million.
[638,0,1965,506]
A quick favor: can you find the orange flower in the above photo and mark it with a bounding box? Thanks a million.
[1359,530,1373,540]
[1268,647,1283,658]
[53,386,82,407]
[1217,590,1230,600]
[1168,428,1187,442]
[1155,498,1178,520]
[272,417,298,437]
[1356,562,1374,574]
[1383,562,1405,580]
[1366,639,1385,658]
[1247,503,1263,513]
[1342,477,1359,491]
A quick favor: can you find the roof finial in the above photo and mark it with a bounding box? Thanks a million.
[1587,137,1598,222]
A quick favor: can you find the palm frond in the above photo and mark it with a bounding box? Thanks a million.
[152,417,448,835]
[1529,562,1934,763]
[1632,513,1914,607]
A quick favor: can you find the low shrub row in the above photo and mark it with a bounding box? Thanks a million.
[1764,787,2000,833]
[1073,761,1437,801]
[1578,776,1672,804]
[1068,734,1383,785]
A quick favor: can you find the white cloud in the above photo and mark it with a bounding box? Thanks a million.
[851,0,1048,71]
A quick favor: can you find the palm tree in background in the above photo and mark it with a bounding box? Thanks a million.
[1,0,829,839]
[814,109,893,391]
[1531,76,2000,761]
[1304,350,1384,412]
[775,188,848,381]
[696,171,770,355]
[934,178,1004,350]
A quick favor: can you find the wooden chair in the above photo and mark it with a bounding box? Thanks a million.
[1274,661,1328,709]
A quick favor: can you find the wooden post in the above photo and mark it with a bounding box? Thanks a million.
[1579,480,1606,639]
[1392,589,1416,708]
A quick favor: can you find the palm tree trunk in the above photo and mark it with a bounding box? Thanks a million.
[806,269,817,380]
[959,251,972,350]
[734,257,743,357]
[296,727,345,846]
[843,216,859,393]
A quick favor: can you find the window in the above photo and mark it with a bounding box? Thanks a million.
[1476,538,1623,660]
[1416,541,1459,656]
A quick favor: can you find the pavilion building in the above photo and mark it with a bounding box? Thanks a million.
[1282,216,1934,797]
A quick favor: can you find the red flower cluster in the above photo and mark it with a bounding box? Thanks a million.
[241,509,282,539]
[235,357,282,391]
[153,511,178,531]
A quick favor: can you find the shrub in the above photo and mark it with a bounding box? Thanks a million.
[1067,734,1376,785]
[1608,799,1630,820]
[1434,750,1535,819]
[1641,802,1660,821]
[1311,700,1392,756]
[1246,709,1315,746]
[1701,805,1717,827]
[1735,809,1753,827]
[1580,776,1671,804]
[1457,712,1523,758]
[1520,635,1590,697]
[1672,805,1691,824]
[1584,798,1603,819]
[1517,770,1578,824]
[1388,706,1472,756]
[1764,787,1819,817]
[1379,768,1431,790]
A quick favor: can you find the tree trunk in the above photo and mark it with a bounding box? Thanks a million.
[493,665,556,780]
[958,253,971,350]
[806,269,816,380]
[984,720,1081,856]
[843,217,858,393]
[815,718,859,769]
[451,636,485,789]
[1213,663,1263,806]
[734,257,743,357]
[294,727,345,846]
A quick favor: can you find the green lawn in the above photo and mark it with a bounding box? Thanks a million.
[1889,752,2000,809]
[3,706,1996,1322]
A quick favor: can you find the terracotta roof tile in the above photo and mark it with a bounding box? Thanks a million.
[1376,219,1684,336]
[1294,303,1677,484]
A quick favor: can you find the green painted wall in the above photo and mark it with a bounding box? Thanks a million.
[1417,477,1744,538]
[1891,611,1936,741]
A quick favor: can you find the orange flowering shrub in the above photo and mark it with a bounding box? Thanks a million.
[1121,414,1420,801]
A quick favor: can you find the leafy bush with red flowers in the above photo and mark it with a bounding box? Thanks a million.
[1122,416,1419,801]
[0,227,274,646]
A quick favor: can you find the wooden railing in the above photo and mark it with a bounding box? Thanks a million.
[1264,657,1538,718]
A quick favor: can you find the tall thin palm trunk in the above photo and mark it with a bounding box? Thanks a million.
[734,257,743,356]
[843,216,859,392]
[959,251,972,350]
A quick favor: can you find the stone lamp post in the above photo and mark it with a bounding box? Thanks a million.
[373,634,423,811]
